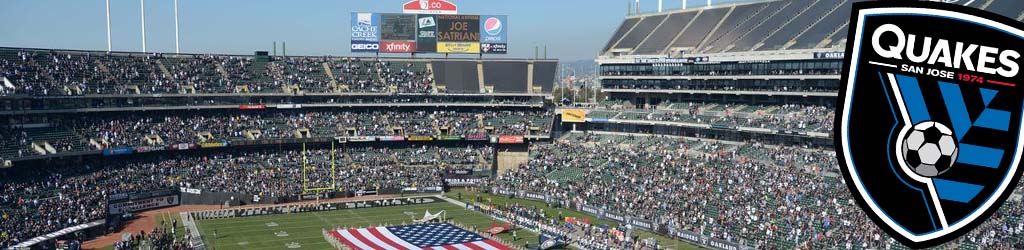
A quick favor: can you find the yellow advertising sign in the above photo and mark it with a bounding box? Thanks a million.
[437,42,481,53]
[562,109,586,123]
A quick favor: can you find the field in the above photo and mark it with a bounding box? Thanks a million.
[444,188,701,250]
[194,200,539,250]
[189,189,703,250]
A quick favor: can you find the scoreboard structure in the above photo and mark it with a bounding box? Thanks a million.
[351,12,507,54]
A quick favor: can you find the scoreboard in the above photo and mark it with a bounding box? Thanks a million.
[351,12,506,54]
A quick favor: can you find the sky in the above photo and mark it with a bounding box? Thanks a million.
[0,0,757,61]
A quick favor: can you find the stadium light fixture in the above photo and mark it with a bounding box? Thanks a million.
[174,0,179,53]
[140,0,146,53]
[105,0,111,51]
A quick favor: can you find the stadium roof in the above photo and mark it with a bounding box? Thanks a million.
[601,0,1024,57]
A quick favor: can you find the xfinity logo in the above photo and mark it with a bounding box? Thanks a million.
[385,43,410,51]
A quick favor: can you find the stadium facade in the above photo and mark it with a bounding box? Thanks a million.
[5,0,1024,250]
[0,45,557,249]
[589,0,1024,147]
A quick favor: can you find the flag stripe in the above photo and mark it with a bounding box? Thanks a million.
[357,228,402,250]
[331,230,360,250]
[462,242,489,250]
[470,241,499,250]
[331,224,511,250]
[347,228,388,250]
[482,240,511,250]
[338,229,378,250]
[367,227,412,250]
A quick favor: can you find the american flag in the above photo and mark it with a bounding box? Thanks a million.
[329,223,512,250]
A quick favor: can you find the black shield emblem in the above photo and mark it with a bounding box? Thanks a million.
[837,1,1024,248]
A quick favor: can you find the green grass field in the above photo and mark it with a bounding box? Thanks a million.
[195,200,540,250]
[444,188,701,250]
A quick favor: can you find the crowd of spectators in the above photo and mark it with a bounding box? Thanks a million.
[113,224,192,250]
[601,79,838,92]
[0,143,496,248]
[0,49,439,96]
[593,102,834,135]
[489,132,1024,249]
[163,54,253,93]
[0,109,549,159]
[473,201,651,250]
[0,51,102,96]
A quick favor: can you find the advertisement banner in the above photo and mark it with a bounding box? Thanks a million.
[523,193,545,201]
[407,135,434,141]
[437,15,479,42]
[239,104,266,110]
[379,136,405,142]
[438,42,480,53]
[580,204,602,217]
[437,135,463,140]
[174,143,194,150]
[480,43,507,54]
[348,136,376,142]
[351,12,380,42]
[381,13,416,41]
[108,195,179,214]
[497,135,524,144]
[813,51,844,59]
[402,0,457,15]
[276,104,302,109]
[133,146,165,153]
[416,14,438,53]
[102,147,135,156]
[200,142,229,148]
[604,211,625,222]
[351,12,380,53]
[380,41,417,53]
[351,40,379,53]
[465,134,489,140]
[562,109,586,123]
[479,15,507,43]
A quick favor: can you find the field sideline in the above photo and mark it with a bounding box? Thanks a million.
[444,189,702,250]
[194,201,540,250]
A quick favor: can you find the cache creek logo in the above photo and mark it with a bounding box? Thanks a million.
[836,1,1024,248]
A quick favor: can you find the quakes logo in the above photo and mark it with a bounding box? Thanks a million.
[836,1,1024,248]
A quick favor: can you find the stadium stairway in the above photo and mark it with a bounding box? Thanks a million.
[156,60,172,80]
[782,0,850,50]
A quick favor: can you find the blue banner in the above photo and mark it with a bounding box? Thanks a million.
[351,12,380,42]
[102,147,135,156]
[479,15,507,43]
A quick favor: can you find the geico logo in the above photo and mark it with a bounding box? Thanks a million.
[352,44,379,49]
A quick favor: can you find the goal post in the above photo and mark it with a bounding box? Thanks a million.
[302,141,339,193]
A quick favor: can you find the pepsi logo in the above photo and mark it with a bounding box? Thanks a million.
[484,17,502,36]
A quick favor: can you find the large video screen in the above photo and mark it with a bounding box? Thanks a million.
[351,12,506,54]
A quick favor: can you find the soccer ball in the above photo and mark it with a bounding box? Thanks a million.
[902,121,958,177]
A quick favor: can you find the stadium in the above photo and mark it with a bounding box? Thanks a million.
[2,0,1024,249]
